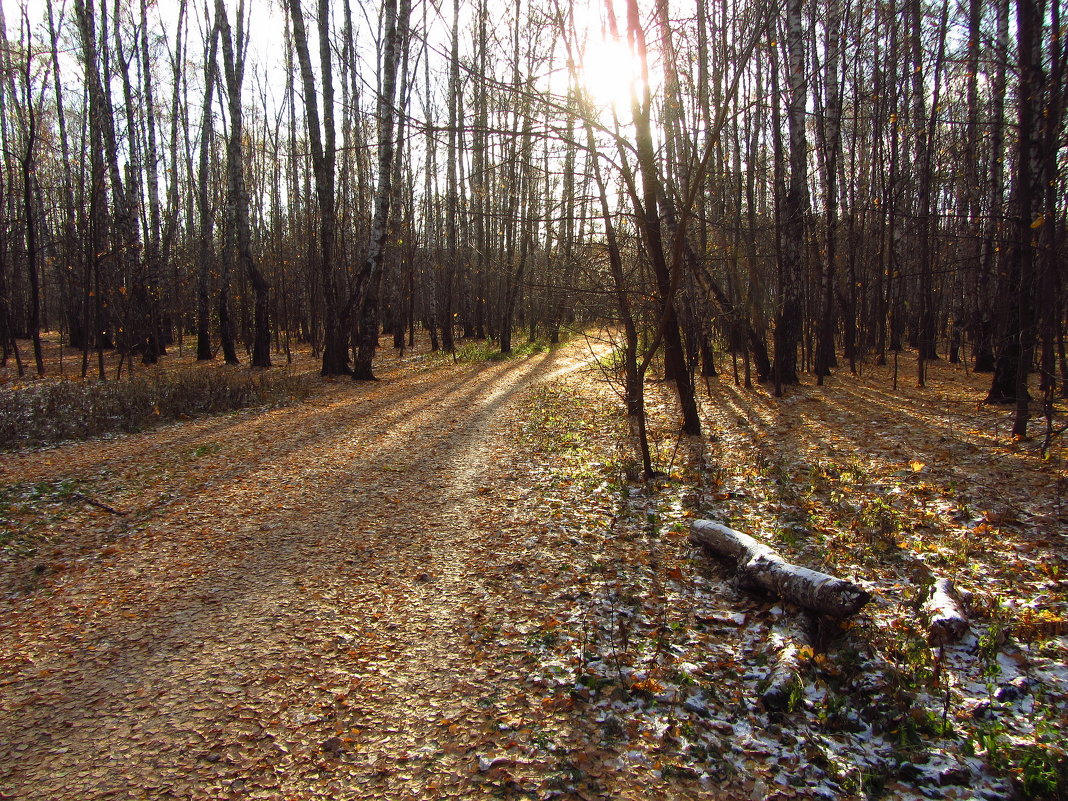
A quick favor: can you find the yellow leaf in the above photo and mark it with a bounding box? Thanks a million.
[632,678,665,695]
[910,460,925,472]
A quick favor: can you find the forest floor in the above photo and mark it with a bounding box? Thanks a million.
[1,333,1066,800]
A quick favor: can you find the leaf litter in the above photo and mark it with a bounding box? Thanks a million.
[1,338,1066,800]
[501,348,1067,800]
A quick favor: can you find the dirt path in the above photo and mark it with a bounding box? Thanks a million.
[0,343,624,800]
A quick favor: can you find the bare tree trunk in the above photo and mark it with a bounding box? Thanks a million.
[963,0,984,372]
[45,0,83,358]
[137,0,164,363]
[420,2,439,353]
[159,0,188,354]
[440,0,461,353]
[217,0,271,367]
[1037,0,1066,405]
[195,17,220,361]
[624,0,701,436]
[14,13,44,375]
[387,25,413,353]
[815,0,843,384]
[352,0,409,379]
[1006,0,1046,436]
[574,71,652,476]
[773,0,808,391]
[912,0,950,385]
[288,0,349,375]
[471,0,489,340]
[975,0,1009,374]
[74,0,144,367]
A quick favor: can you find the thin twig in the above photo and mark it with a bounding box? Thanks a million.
[71,493,127,516]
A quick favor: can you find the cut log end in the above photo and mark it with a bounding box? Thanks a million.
[924,578,969,646]
[761,672,801,712]
[761,622,809,713]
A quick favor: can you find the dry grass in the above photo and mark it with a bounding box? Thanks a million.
[0,333,333,449]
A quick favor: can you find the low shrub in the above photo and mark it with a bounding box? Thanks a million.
[0,367,317,449]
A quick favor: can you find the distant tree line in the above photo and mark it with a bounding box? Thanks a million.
[0,0,1064,458]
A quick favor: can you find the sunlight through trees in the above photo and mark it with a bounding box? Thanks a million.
[0,0,1064,442]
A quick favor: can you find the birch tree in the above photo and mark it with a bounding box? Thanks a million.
[352,0,410,379]
[287,0,347,375]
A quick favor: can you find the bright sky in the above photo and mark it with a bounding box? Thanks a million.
[3,0,652,137]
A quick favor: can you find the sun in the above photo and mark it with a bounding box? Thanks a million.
[578,34,643,114]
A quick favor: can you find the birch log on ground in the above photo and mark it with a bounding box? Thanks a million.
[691,520,871,618]
[762,618,811,712]
[923,578,969,645]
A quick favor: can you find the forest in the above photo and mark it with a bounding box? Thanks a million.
[0,0,1066,798]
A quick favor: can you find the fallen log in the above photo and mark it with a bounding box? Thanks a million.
[923,578,969,646]
[691,520,871,618]
[761,619,811,712]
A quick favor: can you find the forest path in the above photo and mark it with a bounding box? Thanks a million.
[6,341,1062,801]
[0,340,629,800]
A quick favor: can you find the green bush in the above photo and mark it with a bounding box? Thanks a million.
[0,367,316,448]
